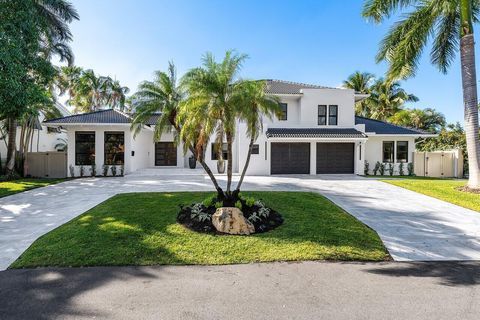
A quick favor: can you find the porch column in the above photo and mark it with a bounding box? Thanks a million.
[310,142,316,175]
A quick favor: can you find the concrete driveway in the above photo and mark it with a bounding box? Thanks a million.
[1,171,480,269]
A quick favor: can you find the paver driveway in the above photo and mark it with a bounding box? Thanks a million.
[1,171,480,269]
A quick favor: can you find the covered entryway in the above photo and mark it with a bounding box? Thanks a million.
[271,143,310,174]
[316,143,354,174]
[155,142,177,166]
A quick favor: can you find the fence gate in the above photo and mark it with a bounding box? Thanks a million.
[413,150,463,178]
[27,152,67,178]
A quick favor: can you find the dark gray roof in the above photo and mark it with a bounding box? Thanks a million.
[44,109,161,126]
[266,128,367,138]
[264,79,334,94]
[44,109,131,124]
[355,116,432,135]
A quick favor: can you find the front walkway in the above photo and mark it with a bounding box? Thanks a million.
[1,172,480,269]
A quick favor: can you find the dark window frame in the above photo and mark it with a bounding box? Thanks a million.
[251,144,259,155]
[328,105,338,126]
[279,103,288,121]
[382,141,394,163]
[104,132,125,165]
[75,131,95,165]
[396,141,409,163]
[211,143,228,160]
[318,105,327,125]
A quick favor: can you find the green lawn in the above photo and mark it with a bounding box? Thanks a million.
[10,192,389,268]
[0,178,65,198]
[382,179,480,212]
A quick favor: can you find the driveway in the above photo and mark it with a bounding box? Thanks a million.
[1,172,480,269]
[1,261,480,320]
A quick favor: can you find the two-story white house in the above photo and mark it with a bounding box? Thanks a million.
[44,80,434,176]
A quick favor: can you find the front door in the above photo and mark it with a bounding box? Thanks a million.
[155,142,177,166]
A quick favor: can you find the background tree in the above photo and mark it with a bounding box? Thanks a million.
[342,71,375,116]
[363,0,480,188]
[389,108,446,133]
[58,67,129,113]
[367,79,418,120]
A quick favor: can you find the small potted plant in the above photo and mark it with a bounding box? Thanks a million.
[189,155,197,169]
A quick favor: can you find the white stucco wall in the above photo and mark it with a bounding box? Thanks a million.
[363,136,416,175]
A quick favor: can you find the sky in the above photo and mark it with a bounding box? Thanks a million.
[68,0,472,124]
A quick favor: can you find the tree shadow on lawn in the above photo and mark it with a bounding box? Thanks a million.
[364,262,480,287]
[0,266,158,320]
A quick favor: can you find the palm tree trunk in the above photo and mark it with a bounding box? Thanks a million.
[460,0,480,188]
[226,132,233,194]
[173,122,224,196]
[234,137,254,195]
[5,117,17,175]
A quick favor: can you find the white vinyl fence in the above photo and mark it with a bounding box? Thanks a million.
[413,149,463,178]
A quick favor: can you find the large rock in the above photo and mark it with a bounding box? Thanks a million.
[212,207,255,235]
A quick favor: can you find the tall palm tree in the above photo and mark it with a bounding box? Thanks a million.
[368,79,418,120]
[180,51,248,199]
[234,80,280,194]
[343,71,376,116]
[363,0,480,187]
[131,62,223,193]
[34,0,79,65]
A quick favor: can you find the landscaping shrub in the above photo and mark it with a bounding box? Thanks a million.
[69,164,75,178]
[399,162,404,176]
[379,163,385,176]
[407,163,414,176]
[120,165,124,176]
[102,164,109,177]
[177,195,283,234]
[364,160,370,175]
[91,164,96,177]
[373,161,381,176]
[79,165,85,177]
[110,165,117,177]
[387,163,394,176]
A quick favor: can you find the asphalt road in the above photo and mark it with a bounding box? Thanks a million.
[1,261,480,320]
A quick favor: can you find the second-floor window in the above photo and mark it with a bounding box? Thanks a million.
[318,105,327,125]
[329,105,338,125]
[279,103,288,121]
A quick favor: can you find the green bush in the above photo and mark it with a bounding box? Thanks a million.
[373,161,381,176]
[235,200,242,210]
[399,162,404,176]
[214,201,223,209]
[364,161,370,175]
[387,163,394,176]
[379,163,385,176]
[245,196,255,207]
[407,163,414,176]
[202,195,216,207]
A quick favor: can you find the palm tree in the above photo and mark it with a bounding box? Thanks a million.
[179,51,249,200]
[34,0,79,65]
[131,62,223,193]
[234,80,280,194]
[343,71,376,116]
[368,79,418,120]
[389,108,446,133]
[363,0,480,187]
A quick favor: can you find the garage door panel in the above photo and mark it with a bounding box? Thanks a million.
[316,143,354,174]
[271,143,310,174]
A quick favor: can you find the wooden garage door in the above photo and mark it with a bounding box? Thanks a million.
[316,143,354,174]
[271,143,310,174]
[155,142,177,166]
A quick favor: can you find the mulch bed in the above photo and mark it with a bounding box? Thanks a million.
[177,201,284,235]
[455,186,480,194]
